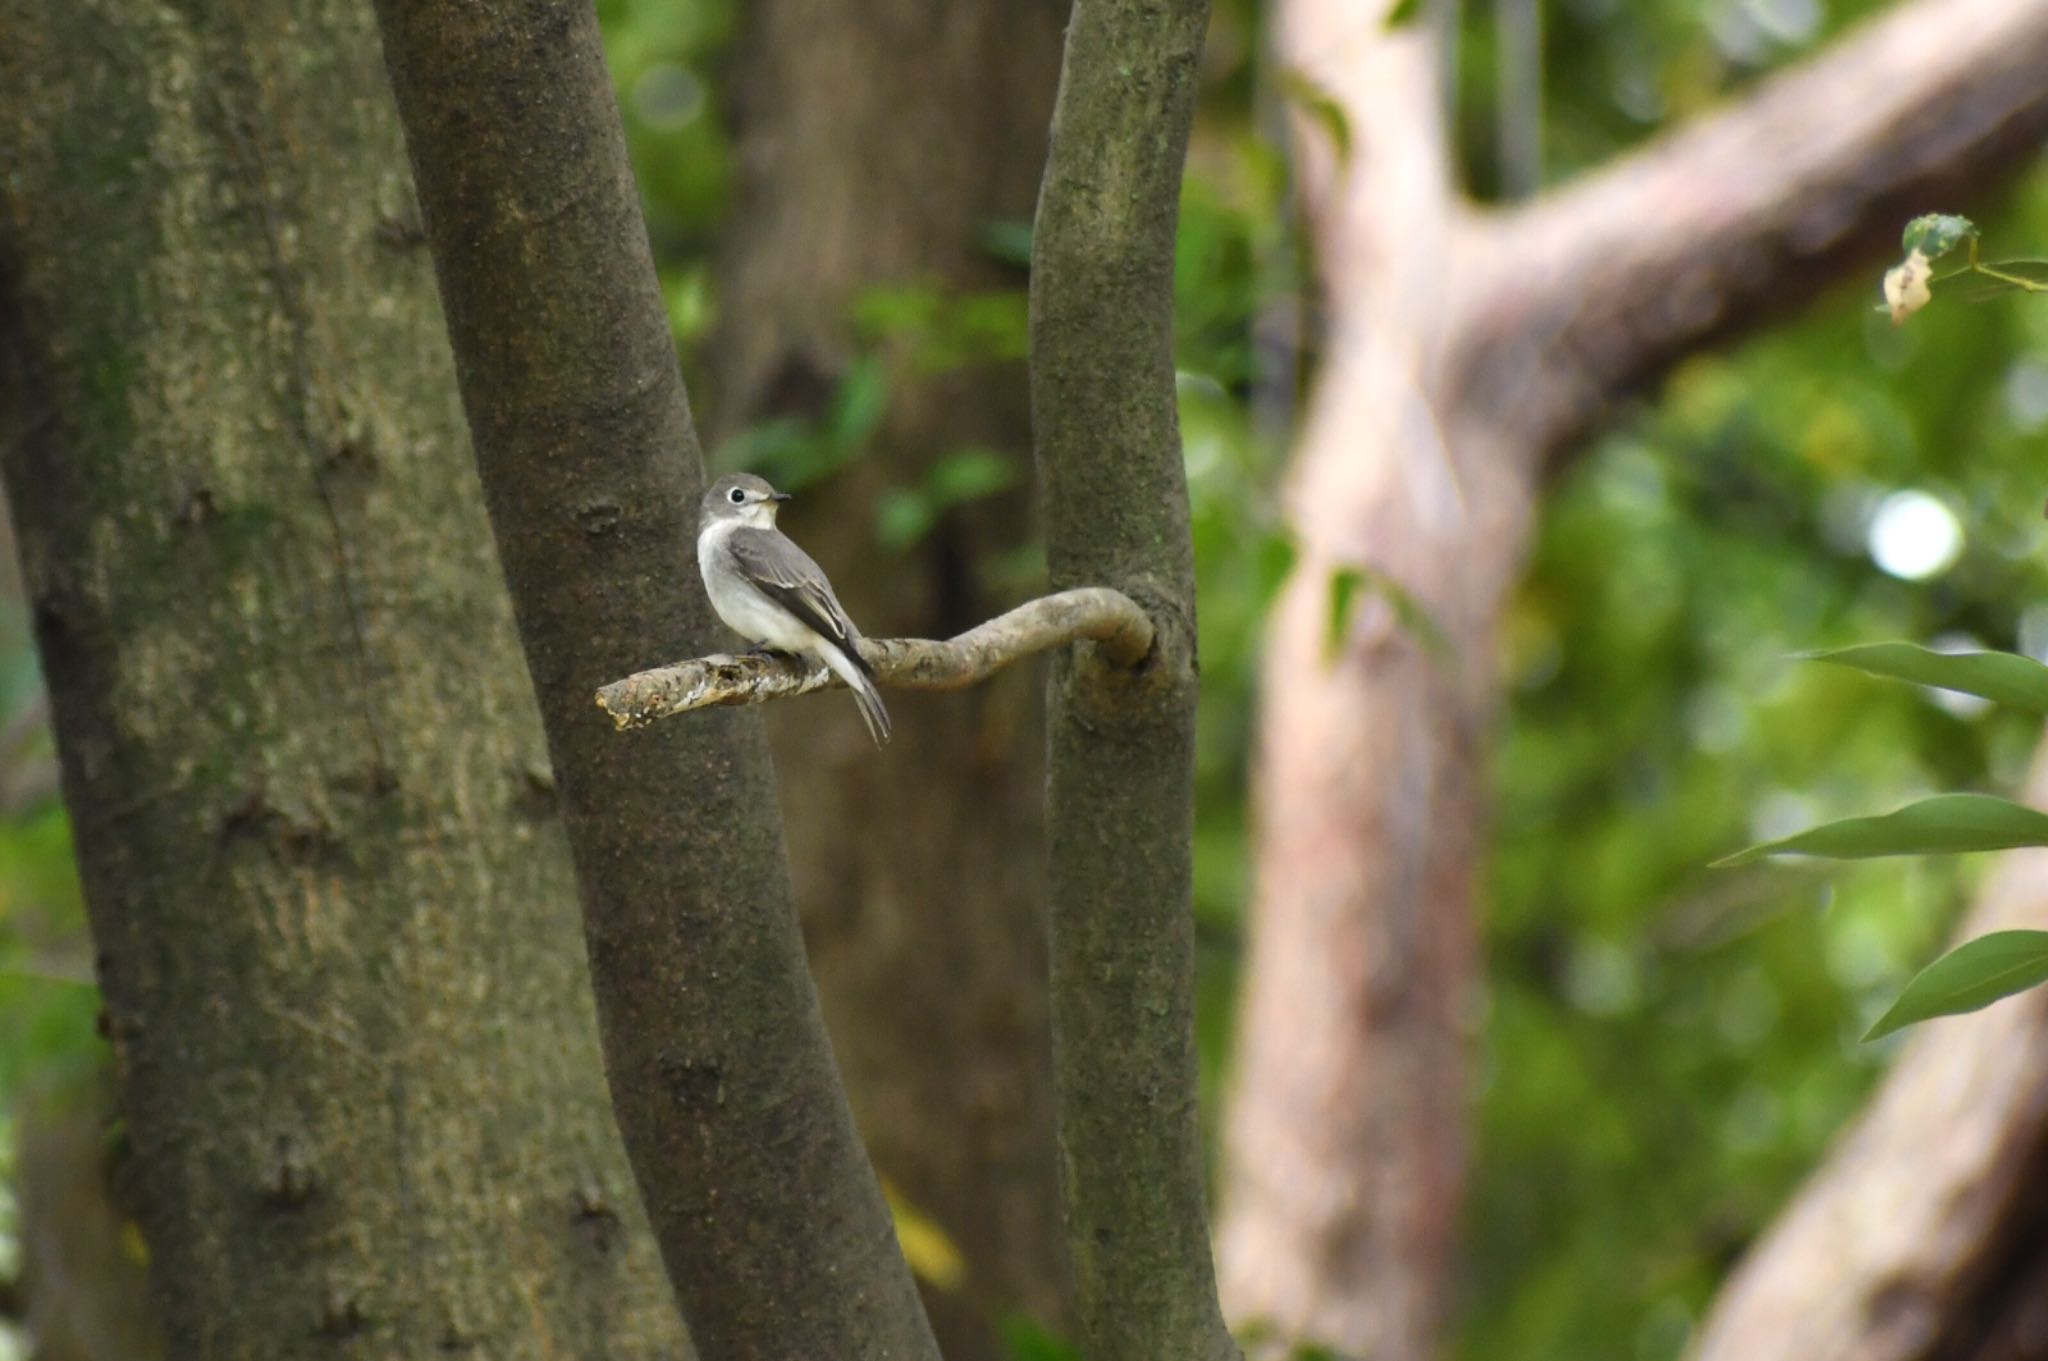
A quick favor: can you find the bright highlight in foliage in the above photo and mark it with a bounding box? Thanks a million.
[1866,490,1962,580]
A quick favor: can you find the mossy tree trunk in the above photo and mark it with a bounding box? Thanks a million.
[0,5,692,1350]
[706,2,1070,1353]
[0,2,686,1357]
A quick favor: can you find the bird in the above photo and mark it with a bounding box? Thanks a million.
[696,471,891,745]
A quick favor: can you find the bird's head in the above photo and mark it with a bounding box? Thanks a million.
[703,472,791,530]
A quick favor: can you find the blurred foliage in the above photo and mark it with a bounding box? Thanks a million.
[5,5,2048,1361]
[1178,4,2048,1361]
[1467,133,2048,1350]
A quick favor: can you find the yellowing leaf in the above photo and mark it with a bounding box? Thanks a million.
[883,1180,967,1291]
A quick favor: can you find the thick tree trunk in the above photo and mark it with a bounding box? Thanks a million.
[0,2,685,1357]
[1218,1,2048,1356]
[370,2,941,1357]
[705,3,1071,1351]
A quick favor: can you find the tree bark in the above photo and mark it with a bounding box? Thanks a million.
[1218,1,2048,1356]
[1029,2,1237,1359]
[703,5,1070,1349]
[0,1,685,1356]
[368,2,940,1358]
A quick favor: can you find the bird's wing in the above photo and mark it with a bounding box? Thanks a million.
[725,527,873,678]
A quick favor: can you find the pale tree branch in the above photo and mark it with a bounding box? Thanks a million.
[1452,0,2048,461]
[1223,2,2048,1359]
[595,587,1155,729]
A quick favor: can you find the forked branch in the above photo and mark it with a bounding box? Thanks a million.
[595,587,1155,729]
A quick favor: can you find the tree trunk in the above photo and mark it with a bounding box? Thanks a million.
[705,2,1070,1351]
[1218,1,2048,1356]
[369,2,942,1357]
[1029,1,1237,1357]
[0,2,685,1356]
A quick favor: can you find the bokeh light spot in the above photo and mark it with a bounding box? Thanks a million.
[1867,489,1963,580]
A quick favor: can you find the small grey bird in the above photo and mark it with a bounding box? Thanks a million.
[697,472,891,745]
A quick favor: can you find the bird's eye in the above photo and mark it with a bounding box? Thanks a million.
[728,487,746,504]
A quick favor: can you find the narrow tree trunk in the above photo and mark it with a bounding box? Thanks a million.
[706,3,1071,1350]
[1218,0,2048,1355]
[1029,2,1237,1358]
[369,2,940,1357]
[0,2,685,1356]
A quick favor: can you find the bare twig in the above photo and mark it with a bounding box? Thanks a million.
[594,587,1154,730]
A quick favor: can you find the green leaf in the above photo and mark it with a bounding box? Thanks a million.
[827,355,890,454]
[996,1317,1080,1361]
[979,218,1034,269]
[1865,930,2048,1040]
[1374,570,1454,662]
[926,447,1017,504]
[1322,564,1452,664]
[1325,565,1364,662]
[1900,213,1977,261]
[874,490,937,552]
[1281,72,1351,164]
[1808,643,2048,715]
[1715,794,2048,867]
[874,449,1020,552]
[1254,531,1297,604]
[1384,0,1425,27]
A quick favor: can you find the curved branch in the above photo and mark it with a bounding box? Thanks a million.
[595,587,1155,729]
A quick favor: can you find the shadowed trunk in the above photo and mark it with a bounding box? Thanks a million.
[0,1,686,1355]
[369,1,941,1357]
[1219,0,2048,1356]
[705,2,1070,1350]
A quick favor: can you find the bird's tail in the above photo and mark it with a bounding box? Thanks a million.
[822,643,892,746]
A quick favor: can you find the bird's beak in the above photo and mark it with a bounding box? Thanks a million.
[771,492,792,502]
